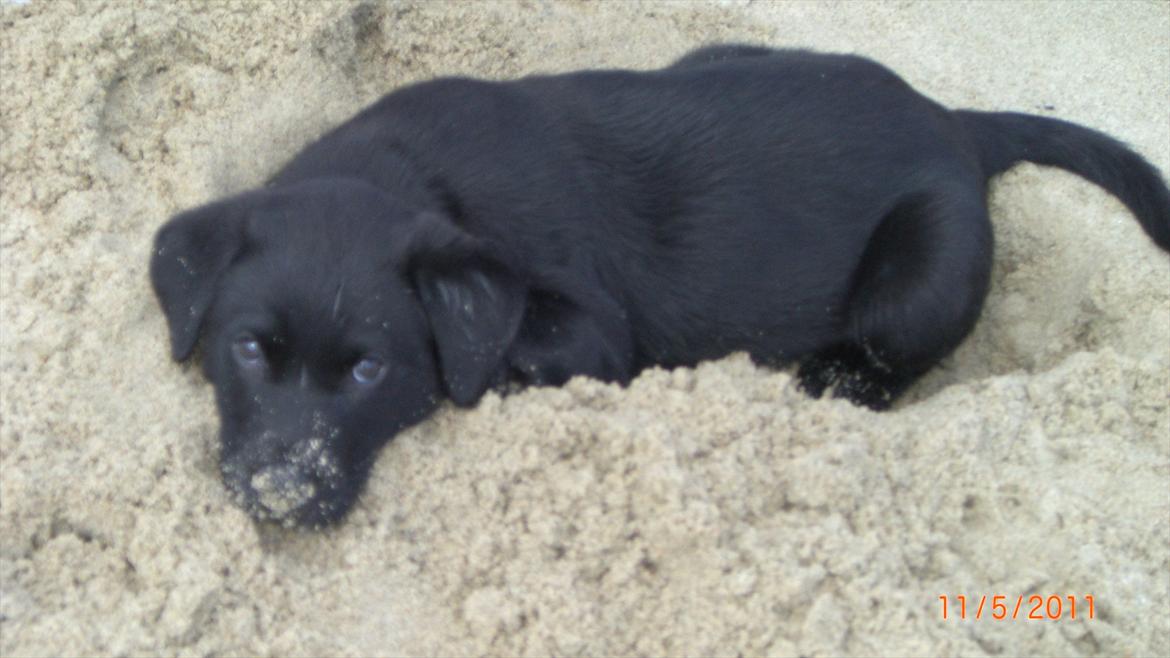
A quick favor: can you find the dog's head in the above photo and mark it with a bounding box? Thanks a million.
[150,178,526,527]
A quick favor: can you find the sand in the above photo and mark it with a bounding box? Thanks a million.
[1,1,1167,656]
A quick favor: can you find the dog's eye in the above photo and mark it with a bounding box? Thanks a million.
[352,356,386,385]
[232,334,265,366]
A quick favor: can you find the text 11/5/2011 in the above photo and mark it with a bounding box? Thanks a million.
[939,594,1094,621]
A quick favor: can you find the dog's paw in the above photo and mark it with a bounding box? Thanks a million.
[797,349,896,411]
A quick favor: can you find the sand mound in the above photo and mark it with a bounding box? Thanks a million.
[2,2,1167,656]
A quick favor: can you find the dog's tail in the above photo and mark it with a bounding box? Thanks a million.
[956,110,1170,252]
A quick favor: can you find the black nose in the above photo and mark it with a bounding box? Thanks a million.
[249,464,317,517]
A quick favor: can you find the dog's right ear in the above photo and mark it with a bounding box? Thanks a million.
[150,198,249,362]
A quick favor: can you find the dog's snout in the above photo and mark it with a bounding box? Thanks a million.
[221,428,348,525]
[250,464,317,516]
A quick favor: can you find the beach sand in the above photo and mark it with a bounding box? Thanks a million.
[1,1,1167,655]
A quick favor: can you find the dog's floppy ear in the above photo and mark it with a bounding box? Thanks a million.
[401,212,526,406]
[150,198,249,361]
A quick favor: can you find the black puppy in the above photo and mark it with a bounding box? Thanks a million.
[151,45,1170,527]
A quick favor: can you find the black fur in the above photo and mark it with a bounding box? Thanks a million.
[150,45,1170,527]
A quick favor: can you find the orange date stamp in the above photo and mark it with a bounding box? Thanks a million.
[939,595,1095,621]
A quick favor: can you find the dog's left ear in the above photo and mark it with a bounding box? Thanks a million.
[401,213,527,406]
[150,198,249,362]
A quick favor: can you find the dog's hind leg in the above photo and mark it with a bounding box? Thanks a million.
[798,185,994,409]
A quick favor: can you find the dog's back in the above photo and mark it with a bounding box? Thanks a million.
[274,50,985,367]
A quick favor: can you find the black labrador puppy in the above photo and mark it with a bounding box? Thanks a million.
[151,45,1170,527]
